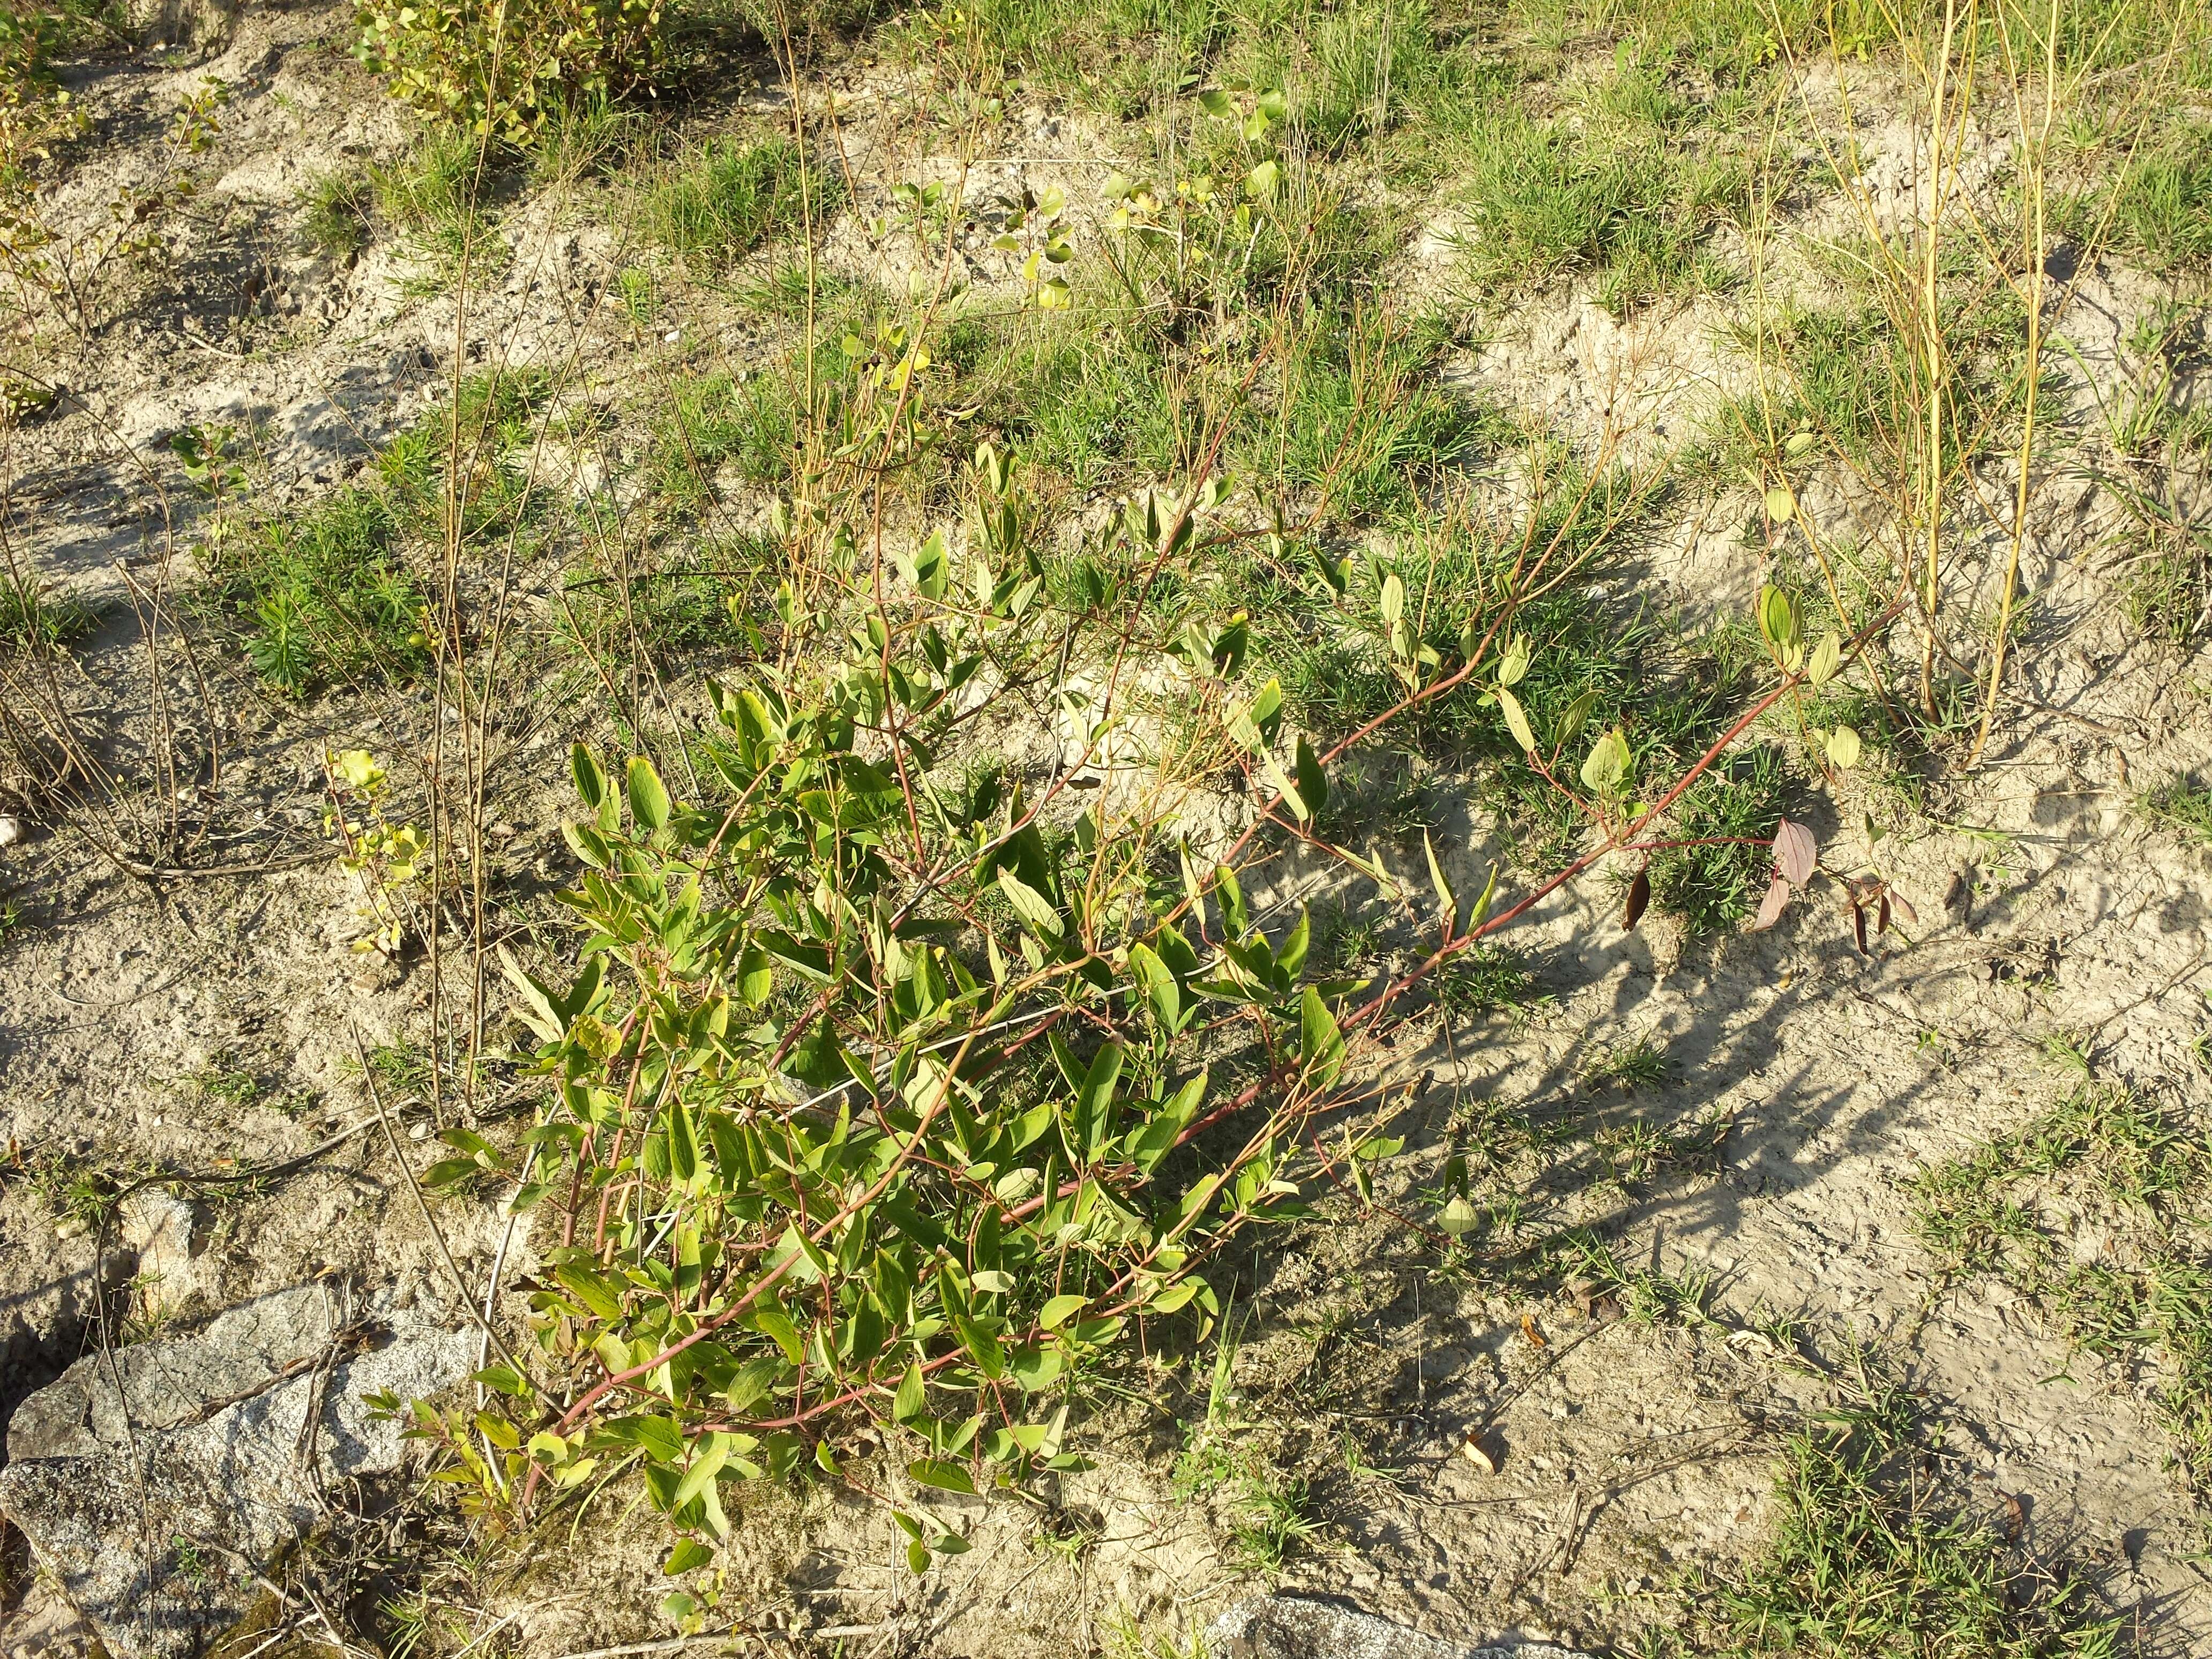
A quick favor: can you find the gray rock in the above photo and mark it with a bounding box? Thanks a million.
[118,1192,202,1318]
[0,1285,474,1659]
[1206,1596,1596,1659]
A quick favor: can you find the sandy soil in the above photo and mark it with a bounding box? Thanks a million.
[3,5,2210,1656]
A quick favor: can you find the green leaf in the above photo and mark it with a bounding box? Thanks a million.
[1496,633,1530,686]
[571,742,607,810]
[908,1458,977,1494]
[672,1432,731,1508]
[997,868,1064,941]
[561,819,611,869]
[472,1362,528,1397]
[663,1538,712,1575]
[1292,734,1328,818]
[953,1312,1005,1379]
[607,1413,686,1463]
[1128,1068,1207,1173]
[751,1305,804,1365]
[894,1363,927,1422]
[1467,862,1500,931]
[1438,1194,1479,1235]
[1075,1041,1125,1159]
[1248,677,1283,742]
[1579,727,1632,797]
[1807,630,1843,687]
[1556,686,1597,749]
[737,942,773,1006]
[1129,942,1181,1034]
[1757,584,1799,654]
[1215,863,1250,938]
[1261,752,1307,821]
[1422,831,1456,931]
[498,945,566,1043]
[1226,677,1286,753]
[1299,987,1345,1088]
[666,1095,699,1186]
[626,756,670,832]
[1039,1294,1088,1330]
[554,1263,624,1322]
[1497,686,1536,754]
[911,528,949,600]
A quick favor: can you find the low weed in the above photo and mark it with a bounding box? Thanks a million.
[2141,776,2212,845]
[1430,942,1550,1022]
[0,570,102,647]
[1647,743,1787,933]
[1583,1035,1675,1094]
[302,168,373,258]
[641,136,821,274]
[2069,125,2212,274]
[557,535,778,669]
[1704,1352,2118,1652]
[646,371,792,502]
[1914,1078,2212,1499]
[1227,1470,1325,1575]
[212,490,427,696]
[1436,59,1748,312]
[373,132,500,283]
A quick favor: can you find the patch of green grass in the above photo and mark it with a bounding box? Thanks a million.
[1753,270,2051,477]
[15,1150,117,1231]
[2071,125,2212,274]
[197,368,553,694]
[1583,1034,1674,1094]
[734,261,864,319]
[1707,1353,2120,1655]
[1914,1078,2212,1501]
[2121,528,2211,649]
[526,97,643,186]
[1227,1469,1324,1575]
[372,130,502,282]
[217,490,427,697]
[1431,941,1551,1022]
[377,367,557,538]
[1648,743,1787,933]
[1253,306,1501,522]
[558,536,778,668]
[2141,775,2212,845]
[189,1063,261,1109]
[1425,49,1749,312]
[1543,1229,1715,1322]
[1,571,102,647]
[991,328,1190,494]
[301,167,373,258]
[648,372,794,502]
[641,136,826,274]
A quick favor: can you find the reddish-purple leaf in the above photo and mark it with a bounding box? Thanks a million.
[1623,867,1650,932]
[1850,901,1870,955]
[1774,819,1818,886]
[1752,875,1791,931]
[1887,887,1918,926]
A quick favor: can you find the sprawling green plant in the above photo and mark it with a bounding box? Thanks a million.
[419,452,1407,1575]
[384,439,1873,1595]
[355,0,662,141]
